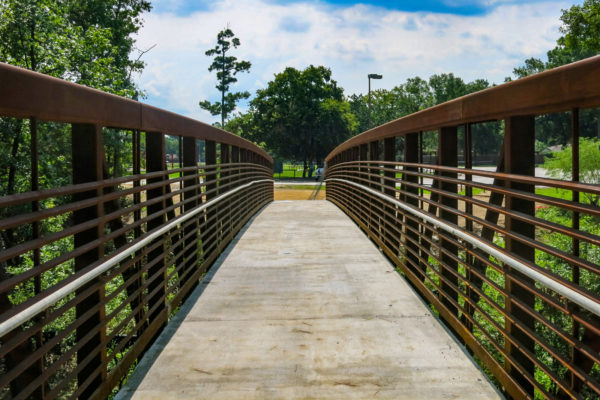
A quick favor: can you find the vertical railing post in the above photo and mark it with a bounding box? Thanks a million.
[438,126,459,316]
[369,141,380,235]
[203,140,217,256]
[232,145,240,187]
[359,144,368,185]
[145,131,167,330]
[182,136,198,279]
[570,107,584,393]
[383,137,398,255]
[220,143,230,244]
[464,123,475,331]
[205,141,217,200]
[72,123,106,398]
[404,133,420,275]
[239,148,247,184]
[504,115,536,396]
[132,130,144,333]
[352,146,360,182]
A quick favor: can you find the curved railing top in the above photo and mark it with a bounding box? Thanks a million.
[0,62,272,162]
[326,55,600,162]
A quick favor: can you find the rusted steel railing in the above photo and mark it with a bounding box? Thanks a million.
[0,63,273,399]
[326,56,600,399]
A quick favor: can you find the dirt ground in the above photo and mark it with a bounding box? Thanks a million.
[274,188,326,200]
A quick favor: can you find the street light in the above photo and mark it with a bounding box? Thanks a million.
[368,73,383,106]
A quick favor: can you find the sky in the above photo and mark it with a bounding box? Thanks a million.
[133,0,582,125]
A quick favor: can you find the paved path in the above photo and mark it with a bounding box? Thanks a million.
[118,201,501,400]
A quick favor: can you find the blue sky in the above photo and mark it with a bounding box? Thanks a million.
[134,0,581,124]
[152,0,559,16]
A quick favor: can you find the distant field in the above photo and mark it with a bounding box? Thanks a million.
[276,184,325,190]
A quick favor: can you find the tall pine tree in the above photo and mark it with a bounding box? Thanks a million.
[199,28,251,127]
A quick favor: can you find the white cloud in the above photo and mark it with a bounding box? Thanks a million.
[134,0,570,124]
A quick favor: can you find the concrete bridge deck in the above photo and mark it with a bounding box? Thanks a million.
[118,201,501,399]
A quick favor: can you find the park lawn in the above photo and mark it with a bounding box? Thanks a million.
[277,184,325,190]
[535,186,574,200]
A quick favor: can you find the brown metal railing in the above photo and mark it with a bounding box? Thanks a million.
[0,63,273,399]
[326,56,600,399]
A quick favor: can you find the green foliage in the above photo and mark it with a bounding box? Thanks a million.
[512,57,547,79]
[547,0,600,68]
[349,73,490,134]
[248,65,357,170]
[534,204,600,397]
[199,28,251,127]
[0,0,68,74]
[225,112,257,139]
[513,0,600,77]
[0,0,151,97]
[429,73,484,104]
[543,137,600,205]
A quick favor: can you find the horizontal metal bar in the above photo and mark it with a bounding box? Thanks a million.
[0,179,273,338]
[326,177,600,318]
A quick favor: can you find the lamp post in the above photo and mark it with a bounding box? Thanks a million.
[368,73,382,107]
[368,73,382,128]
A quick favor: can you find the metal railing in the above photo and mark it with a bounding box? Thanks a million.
[325,56,600,399]
[0,63,273,399]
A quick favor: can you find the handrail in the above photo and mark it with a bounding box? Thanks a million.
[0,179,273,338]
[0,62,274,399]
[327,178,600,318]
[326,55,600,161]
[325,56,600,399]
[0,62,272,162]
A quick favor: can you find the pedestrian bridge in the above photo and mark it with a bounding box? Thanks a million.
[1,57,600,400]
[117,201,499,399]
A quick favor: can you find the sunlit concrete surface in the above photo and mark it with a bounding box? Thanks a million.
[117,200,501,400]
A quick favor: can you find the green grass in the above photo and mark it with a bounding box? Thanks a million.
[274,164,316,179]
[276,184,325,190]
[535,187,573,200]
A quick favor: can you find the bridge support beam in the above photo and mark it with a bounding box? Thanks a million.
[438,127,459,317]
[145,131,168,331]
[72,123,106,398]
[404,133,420,276]
[383,137,399,256]
[504,115,536,396]
[182,136,199,280]
[203,141,217,257]
[368,141,381,238]
[220,143,231,246]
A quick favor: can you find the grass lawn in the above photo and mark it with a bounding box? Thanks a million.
[535,187,574,200]
[276,184,325,190]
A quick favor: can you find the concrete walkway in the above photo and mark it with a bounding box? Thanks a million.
[118,201,501,400]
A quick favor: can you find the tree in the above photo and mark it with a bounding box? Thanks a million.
[348,73,490,143]
[348,77,434,133]
[512,57,546,79]
[250,65,357,175]
[429,73,467,104]
[547,0,600,68]
[512,1,600,148]
[65,0,152,98]
[513,0,600,77]
[225,112,257,140]
[199,28,251,127]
